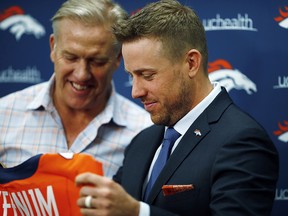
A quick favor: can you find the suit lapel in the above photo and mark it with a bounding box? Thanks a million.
[126,125,165,199]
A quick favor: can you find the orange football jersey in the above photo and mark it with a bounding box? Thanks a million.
[0,153,103,216]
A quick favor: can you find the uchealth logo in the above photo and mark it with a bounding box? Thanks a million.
[274,6,288,29]
[208,59,257,95]
[274,120,288,143]
[0,66,43,84]
[275,188,288,201]
[273,75,288,89]
[0,6,45,41]
[203,13,257,32]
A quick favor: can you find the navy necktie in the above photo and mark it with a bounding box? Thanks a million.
[144,127,181,201]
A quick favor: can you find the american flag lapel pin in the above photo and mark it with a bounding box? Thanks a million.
[194,129,201,136]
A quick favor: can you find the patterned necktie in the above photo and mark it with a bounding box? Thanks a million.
[144,127,181,201]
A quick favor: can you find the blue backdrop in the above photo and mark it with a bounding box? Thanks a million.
[1,1,287,215]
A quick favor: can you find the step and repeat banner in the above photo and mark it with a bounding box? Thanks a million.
[1,0,287,215]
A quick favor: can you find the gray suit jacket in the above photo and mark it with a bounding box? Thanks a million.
[113,88,279,216]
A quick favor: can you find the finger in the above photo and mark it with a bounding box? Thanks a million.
[85,195,93,208]
[77,196,86,208]
[80,208,104,216]
[78,195,95,208]
[76,172,111,188]
[79,185,97,197]
[75,172,101,186]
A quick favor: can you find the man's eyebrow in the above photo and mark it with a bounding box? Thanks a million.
[125,68,156,74]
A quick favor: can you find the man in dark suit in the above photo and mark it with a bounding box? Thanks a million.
[75,0,279,215]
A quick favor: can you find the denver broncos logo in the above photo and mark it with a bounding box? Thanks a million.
[274,6,288,29]
[208,59,257,94]
[274,120,288,143]
[0,6,45,41]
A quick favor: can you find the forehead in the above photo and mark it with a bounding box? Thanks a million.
[60,19,111,39]
[122,38,162,61]
[122,38,171,73]
[56,19,117,55]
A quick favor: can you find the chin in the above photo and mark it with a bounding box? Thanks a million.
[151,114,169,126]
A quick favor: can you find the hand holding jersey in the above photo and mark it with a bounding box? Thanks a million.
[0,153,103,216]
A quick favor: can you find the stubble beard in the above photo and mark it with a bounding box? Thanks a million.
[151,82,191,126]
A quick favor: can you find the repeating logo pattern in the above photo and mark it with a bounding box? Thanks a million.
[274,6,288,29]
[208,59,257,95]
[0,6,45,41]
[274,120,288,143]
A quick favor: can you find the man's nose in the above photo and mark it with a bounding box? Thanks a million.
[131,78,145,99]
[74,60,91,80]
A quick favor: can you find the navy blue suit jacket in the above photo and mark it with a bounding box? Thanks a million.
[113,89,279,216]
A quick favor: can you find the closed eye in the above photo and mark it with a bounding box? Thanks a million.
[64,54,78,62]
[142,73,155,80]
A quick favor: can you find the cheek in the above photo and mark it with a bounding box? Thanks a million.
[54,68,65,85]
[163,79,185,101]
[54,63,73,85]
[54,64,67,78]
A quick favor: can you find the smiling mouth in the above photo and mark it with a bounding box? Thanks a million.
[71,82,89,91]
[143,101,157,111]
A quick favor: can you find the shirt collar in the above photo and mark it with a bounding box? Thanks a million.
[96,83,126,127]
[27,74,55,111]
[173,82,221,136]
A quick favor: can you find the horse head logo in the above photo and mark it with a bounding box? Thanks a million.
[274,6,288,29]
[0,6,45,41]
[208,59,257,95]
[274,120,288,143]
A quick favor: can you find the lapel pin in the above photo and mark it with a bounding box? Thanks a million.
[194,129,201,136]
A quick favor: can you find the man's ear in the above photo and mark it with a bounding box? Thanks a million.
[113,51,122,70]
[49,34,56,63]
[186,49,202,78]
